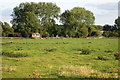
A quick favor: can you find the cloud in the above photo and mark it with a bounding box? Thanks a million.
[2,8,12,16]
[86,2,117,11]
[84,2,118,25]
[118,1,120,16]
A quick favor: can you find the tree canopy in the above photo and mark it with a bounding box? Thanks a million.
[1,22,14,37]
[1,2,117,38]
[11,2,60,37]
[115,17,120,30]
[60,7,95,37]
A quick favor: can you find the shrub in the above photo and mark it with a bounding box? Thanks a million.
[2,51,29,58]
[114,52,120,60]
[80,49,91,55]
[102,31,119,37]
[102,31,110,37]
[58,65,97,78]
[81,27,88,38]
[8,34,14,37]
[104,50,114,53]
[31,37,36,39]
[42,32,50,37]
[91,30,102,37]
[32,70,41,78]
[13,33,22,37]
[44,48,57,52]
[2,66,16,71]
[97,56,108,60]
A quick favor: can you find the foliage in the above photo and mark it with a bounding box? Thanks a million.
[2,51,29,58]
[115,17,120,30]
[0,21,3,35]
[1,22,14,37]
[13,33,22,37]
[102,23,119,37]
[102,31,119,37]
[1,2,119,38]
[44,48,57,52]
[60,7,95,37]
[97,56,108,60]
[80,26,88,37]
[103,24,113,31]
[11,2,60,37]
[91,30,101,37]
[114,52,120,60]
[80,48,91,54]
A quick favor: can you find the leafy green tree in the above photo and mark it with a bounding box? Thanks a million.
[91,30,101,37]
[103,24,113,31]
[70,7,95,25]
[115,17,120,30]
[102,31,119,37]
[2,22,14,37]
[0,21,3,36]
[80,26,88,38]
[94,25,103,30]
[60,7,95,37]
[88,26,96,36]
[11,2,60,37]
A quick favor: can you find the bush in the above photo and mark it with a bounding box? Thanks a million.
[58,65,97,78]
[102,31,110,37]
[91,30,102,37]
[42,32,50,37]
[2,51,29,58]
[31,37,36,39]
[13,33,22,37]
[80,49,91,55]
[8,34,14,37]
[114,52,120,60]
[104,50,114,53]
[97,56,108,60]
[81,27,88,38]
[102,31,119,37]
[44,48,57,52]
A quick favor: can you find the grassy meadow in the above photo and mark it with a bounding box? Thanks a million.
[2,38,119,78]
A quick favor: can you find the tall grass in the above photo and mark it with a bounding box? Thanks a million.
[2,51,29,58]
[58,65,97,78]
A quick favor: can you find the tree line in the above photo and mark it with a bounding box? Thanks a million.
[0,2,120,37]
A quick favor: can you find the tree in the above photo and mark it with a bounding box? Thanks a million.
[60,7,95,37]
[0,21,3,37]
[88,26,95,36]
[2,22,14,37]
[91,30,101,37]
[81,26,88,37]
[70,7,95,25]
[94,25,103,30]
[115,17,120,37]
[0,21,3,34]
[11,2,60,37]
[115,17,120,30]
[103,24,113,31]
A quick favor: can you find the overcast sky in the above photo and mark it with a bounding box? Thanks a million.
[0,0,119,26]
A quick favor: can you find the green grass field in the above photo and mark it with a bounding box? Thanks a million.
[2,38,119,78]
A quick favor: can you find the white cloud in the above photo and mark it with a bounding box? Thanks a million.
[119,1,120,16]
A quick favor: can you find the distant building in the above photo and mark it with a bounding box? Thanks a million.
[31,33,40,38]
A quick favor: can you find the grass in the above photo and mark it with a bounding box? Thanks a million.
[2,38,119,78]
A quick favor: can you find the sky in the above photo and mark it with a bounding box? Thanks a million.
[0,0,119,26]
